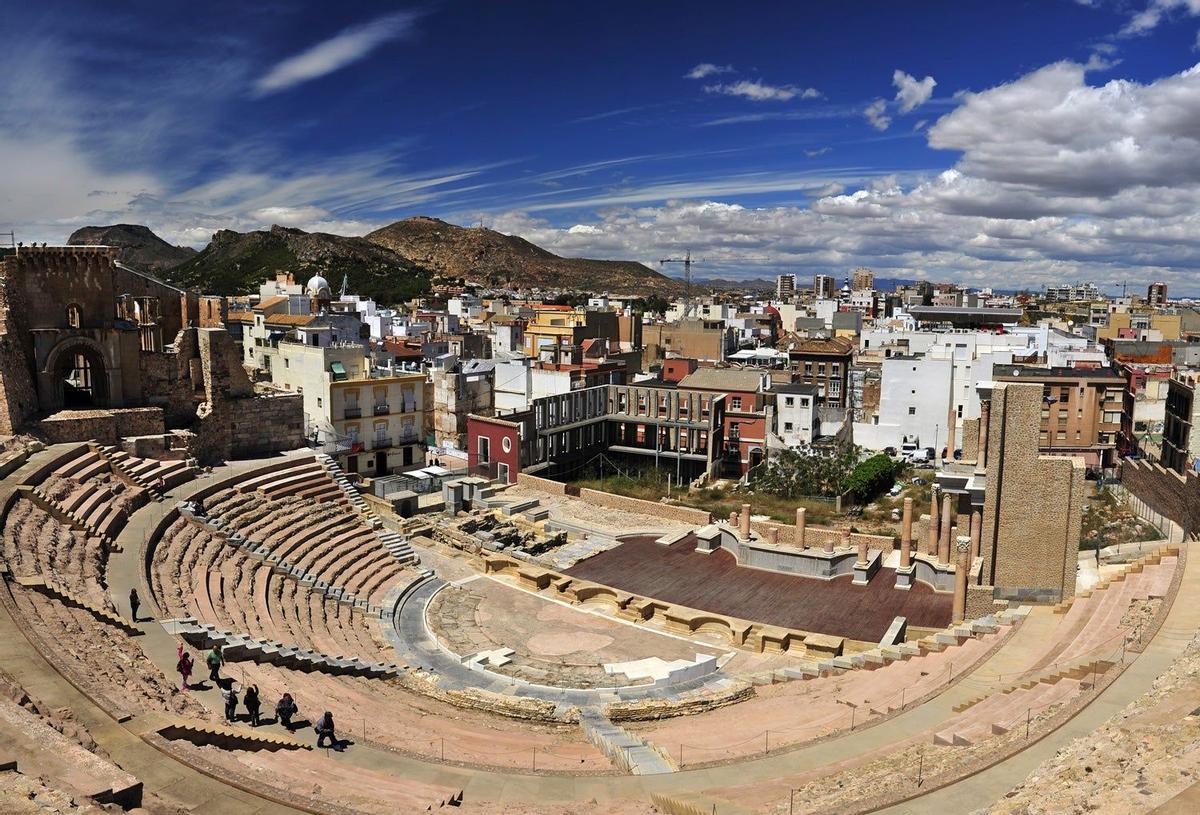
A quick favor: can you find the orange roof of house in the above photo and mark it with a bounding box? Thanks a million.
[263,313,317,327]
[253,295,289,312]
[226,310,254,322]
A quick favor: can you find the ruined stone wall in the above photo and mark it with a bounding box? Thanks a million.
[35,407,164,445]
[981,382,1085,603]
[1121,460,1199,539]
[516,472,570,495]
[0,261,37,434]
[961,417,980,461]
[138,328,200,427]
[577,488,713,525]
[748,518,893,550]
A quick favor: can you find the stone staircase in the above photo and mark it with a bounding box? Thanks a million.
[18,485,89,534]
[579,710,675,775]
[90,443,196,496]
[951,656,1117,713]
[9,573,140,635]
[1054,545,1180,614]
[748,609,1028,686]
[649,792,752,815]
[162,618,403,679]
[179,501,383,616]
[138,712,311,751]
[315,453,420,568]
[313,453,370,513]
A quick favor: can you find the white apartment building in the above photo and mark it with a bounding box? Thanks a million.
[772,383,819,448]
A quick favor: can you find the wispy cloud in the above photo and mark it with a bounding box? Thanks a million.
[864,98,891,131]
[685,62,734,79]
[1121,0,1200,35]
[567,103,663,124]
[892,69,936,113]
[253,11,418,97]
[704,79,821,102]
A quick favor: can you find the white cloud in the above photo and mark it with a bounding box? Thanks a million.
[805,146,832,157]
[476,59,1200,294]
[685,63,734,79]
[864,98,891,131]
[1122,0,1200,35]
[704,80,821,102]
[892,69,937,113]
[253,12,418,97]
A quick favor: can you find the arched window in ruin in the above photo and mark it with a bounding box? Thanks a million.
[66,303,82,328]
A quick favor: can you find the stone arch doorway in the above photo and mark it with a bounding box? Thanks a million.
[46,340,109,410]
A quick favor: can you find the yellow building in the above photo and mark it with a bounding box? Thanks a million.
[1097,311,1182,342]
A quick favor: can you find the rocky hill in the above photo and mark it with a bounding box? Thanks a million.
[366,216,683,295]
[67,224,196,273]
[164,225,431,305]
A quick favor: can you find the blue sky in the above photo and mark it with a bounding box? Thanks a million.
[3,0,1200,293]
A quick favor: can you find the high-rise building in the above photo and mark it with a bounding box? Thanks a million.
[1147,281,1168,308]
[852,267,875,291]
[1044,282,1101,302]
[814,274,835,299]
[776,273,796,299]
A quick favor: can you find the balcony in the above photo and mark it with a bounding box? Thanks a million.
[343,407,362,419]
[374,403,389,416]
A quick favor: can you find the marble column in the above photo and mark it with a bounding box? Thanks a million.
[767,526,779,546]
[927,489,940,556]
[739,503,751,540]
[856,538,868,566]
[953,537,971,623]
[900,498,913,570]
[795,507,807,548]
[823,533,835,554]
[938,494,954,564]
[840,528,851,550]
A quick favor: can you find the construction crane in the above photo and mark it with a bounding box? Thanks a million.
[659,250,703,303]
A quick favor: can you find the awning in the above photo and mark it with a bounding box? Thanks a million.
[330,361,347,381]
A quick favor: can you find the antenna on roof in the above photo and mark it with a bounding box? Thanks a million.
[339,273,348,300]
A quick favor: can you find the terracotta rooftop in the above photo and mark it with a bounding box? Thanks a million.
[263,313,317,327]
[677,367,765,393]
[253,295,289,312]
[775,333,855,355]
[226,310,253,322]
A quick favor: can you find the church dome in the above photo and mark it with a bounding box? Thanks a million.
[306,274,331,299]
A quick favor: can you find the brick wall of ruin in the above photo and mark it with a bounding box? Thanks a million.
[0,261,38,434]
[1121,460,1199,538]
[577,488,713,526]
[981,382,1085,603]
[748,518,894,550]
[34,407,165,445]
[516,472,570,495]
[961,417,979,461]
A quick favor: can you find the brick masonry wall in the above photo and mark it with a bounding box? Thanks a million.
[0,262,38,434]
[35,407,164,445]
[577,488,713,525]
[748,518,894,550]
[981,382,1084,604]
[1121,460,1199,538]
[516,472,569,495]
[961,417,980,461]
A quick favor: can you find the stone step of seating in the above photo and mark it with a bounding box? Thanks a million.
[952,657,1116,713]
[499,497,540,516]
[579,711,675,775]
[313,453,371,512]
[143,712,311,752]
[163,618,402,678]
[377,531,419,566]
[649,792,753,815]
[11,574,140,635]
[524,507,551,522]
[21,486,90,535]
[1054,547,1178,613]
[179,502,382,617]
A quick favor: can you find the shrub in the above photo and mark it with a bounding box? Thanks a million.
[845,454,896,503]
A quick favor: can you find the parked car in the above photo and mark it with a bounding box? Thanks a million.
[888,483,904,497]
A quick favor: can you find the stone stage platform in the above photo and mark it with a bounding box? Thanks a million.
[565,534,954,642]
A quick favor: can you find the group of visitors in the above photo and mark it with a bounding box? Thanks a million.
[174,641,338,748]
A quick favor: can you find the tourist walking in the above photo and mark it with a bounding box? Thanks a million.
[222,684,239,722]
[275,693,298,732]
[244,685,261,727]
[205,644,223,682]
[314,711,336,749]
[128,588,140,622]
[176,651,193,691]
